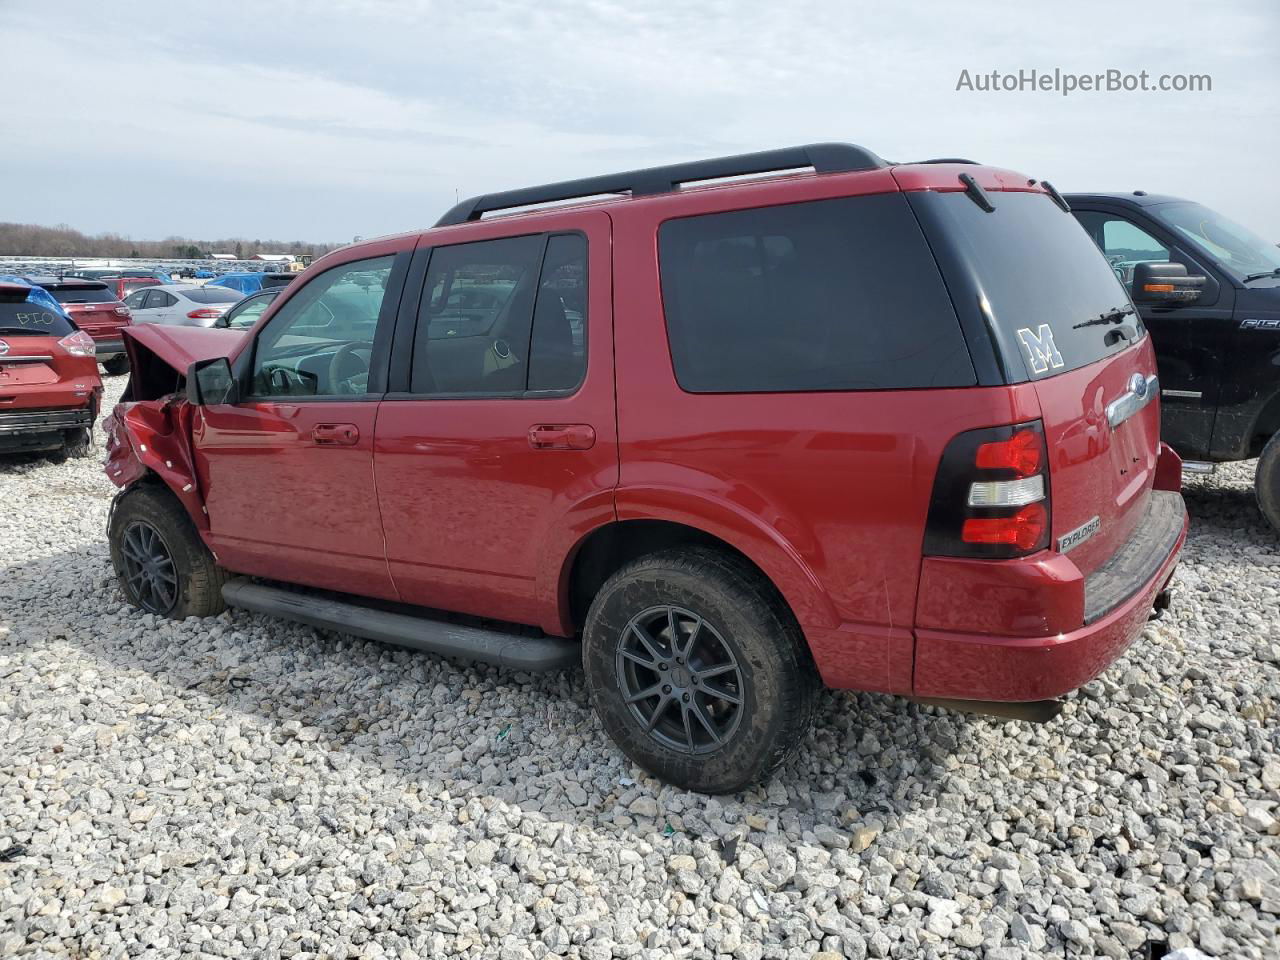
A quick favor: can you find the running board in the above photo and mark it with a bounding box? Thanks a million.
[908,696,1064,723]
[221,579,579,672]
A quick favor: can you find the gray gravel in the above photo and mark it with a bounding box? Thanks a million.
[2,375,1277,959]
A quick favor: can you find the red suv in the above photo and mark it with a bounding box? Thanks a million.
[104,144,1187,792]
[0,280,102,459]
[30,278,133,375]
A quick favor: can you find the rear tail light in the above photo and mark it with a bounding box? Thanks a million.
[114,305,131,318]
[58,330,97,357]
[188,308,223,320]
[924,421,1052,558]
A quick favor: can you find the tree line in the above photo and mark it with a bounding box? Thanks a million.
[0,221,340,260]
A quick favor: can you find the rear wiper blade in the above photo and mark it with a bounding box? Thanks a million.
[1242,268,1280,283]
[1074,305,1135,329]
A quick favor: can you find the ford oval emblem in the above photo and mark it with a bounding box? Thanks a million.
[0,339,9,357]
[1129,372,1147,398]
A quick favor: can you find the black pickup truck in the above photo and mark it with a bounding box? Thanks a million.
[1066,192,1280,531]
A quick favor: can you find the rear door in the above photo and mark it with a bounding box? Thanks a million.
[373,212,616,632]
[913,188,1161,576]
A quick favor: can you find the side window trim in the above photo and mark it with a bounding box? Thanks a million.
[394,229,589,400]
[240,250,410,403]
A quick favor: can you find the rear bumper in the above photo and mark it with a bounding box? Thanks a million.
[0,405,94,451]
[913,490,1187,702]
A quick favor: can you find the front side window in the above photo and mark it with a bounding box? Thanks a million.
[658,195,975,393]
[1073,212,1170,290]
[411,232,588,395]
[225,293,276,330]
[250,256,394,398]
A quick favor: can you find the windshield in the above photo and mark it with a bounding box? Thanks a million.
[1153,202,1280,282]
[187,286,242,304]
[912,190,1144,381]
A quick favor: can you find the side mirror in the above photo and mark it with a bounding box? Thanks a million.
[186,357,238,406]
[1132,261,1206,304]
[213,313,230,328]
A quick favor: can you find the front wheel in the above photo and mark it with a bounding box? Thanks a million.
[1256,432,1280,534]
[109,485,227,619]
[582,547,820,794]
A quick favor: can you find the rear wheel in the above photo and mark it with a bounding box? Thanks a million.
[103,356,130,376]
[64,427,93,459]
[109,485,227,619]
[1256,432,1280,534]
[582,547,820,794]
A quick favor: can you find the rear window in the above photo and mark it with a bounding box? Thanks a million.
[658,194,976,393]
[0,300,76,337]
[913,190,1144,381]
[46,284,116,304]
[186,286,242,304]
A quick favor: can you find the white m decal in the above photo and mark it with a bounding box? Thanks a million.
[1016,324,1064,374]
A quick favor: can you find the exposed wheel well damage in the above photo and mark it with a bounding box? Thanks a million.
[564,519,796,635]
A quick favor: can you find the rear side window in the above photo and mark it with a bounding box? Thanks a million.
[46,285,116,304]
[658,195,976,393]
[411,232,588,395]
[914,190,1144,381]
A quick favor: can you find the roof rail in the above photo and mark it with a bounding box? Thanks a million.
[434,142,887,227]
[917,157,980,165]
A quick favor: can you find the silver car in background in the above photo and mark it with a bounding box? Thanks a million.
[121,284,241,327]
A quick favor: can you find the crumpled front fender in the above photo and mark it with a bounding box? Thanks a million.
[103,395,208,532]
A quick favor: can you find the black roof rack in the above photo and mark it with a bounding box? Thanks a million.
[435,142,887,227]
[917,157,980,165]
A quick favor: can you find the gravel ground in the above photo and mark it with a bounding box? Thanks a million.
[1,375,1277,959]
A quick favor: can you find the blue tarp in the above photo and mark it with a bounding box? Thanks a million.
[0,275,70,316]
[212,273,264,294]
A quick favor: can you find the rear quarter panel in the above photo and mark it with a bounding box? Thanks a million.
[609,179,1045,694]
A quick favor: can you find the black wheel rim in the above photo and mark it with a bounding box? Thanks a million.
[119,521,179,615]
[616,605,745,755]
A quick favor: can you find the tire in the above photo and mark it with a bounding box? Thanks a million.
[103,355,130,376]
[1257,432,1280,534]
[64,427,93,459]
[582,547,820,794]
[109,485,227,619]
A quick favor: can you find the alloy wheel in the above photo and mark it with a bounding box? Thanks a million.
[615,605,745,755]
[119,521,179,615]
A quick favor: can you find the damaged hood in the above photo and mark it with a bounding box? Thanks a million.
[122,323,246,401]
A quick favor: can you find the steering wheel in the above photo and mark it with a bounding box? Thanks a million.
[328,342,372,393]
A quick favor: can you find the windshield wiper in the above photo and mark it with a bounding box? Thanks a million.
[1242,267,1280,284]
[1074,305,1135,329]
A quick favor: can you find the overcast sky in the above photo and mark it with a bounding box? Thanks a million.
[4,0,1277,243]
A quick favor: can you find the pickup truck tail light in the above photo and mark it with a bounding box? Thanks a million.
[58,330,97,357]
[923,421,1051,559]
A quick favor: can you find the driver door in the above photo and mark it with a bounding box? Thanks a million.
[192,248,410,600]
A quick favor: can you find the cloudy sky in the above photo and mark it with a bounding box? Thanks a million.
[4,0,1277,243]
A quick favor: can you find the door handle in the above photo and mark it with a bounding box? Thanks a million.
[528,424,595,450]
[312,422,360,445]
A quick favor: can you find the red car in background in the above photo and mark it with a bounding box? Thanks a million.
[30,278,132,375]
[110,276,162,302]
[0,279,102,459]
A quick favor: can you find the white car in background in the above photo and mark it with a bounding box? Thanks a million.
[121,284,242,327]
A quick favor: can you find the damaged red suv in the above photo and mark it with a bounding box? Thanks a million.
[104,143,1187,792]
[0,279,102,459]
